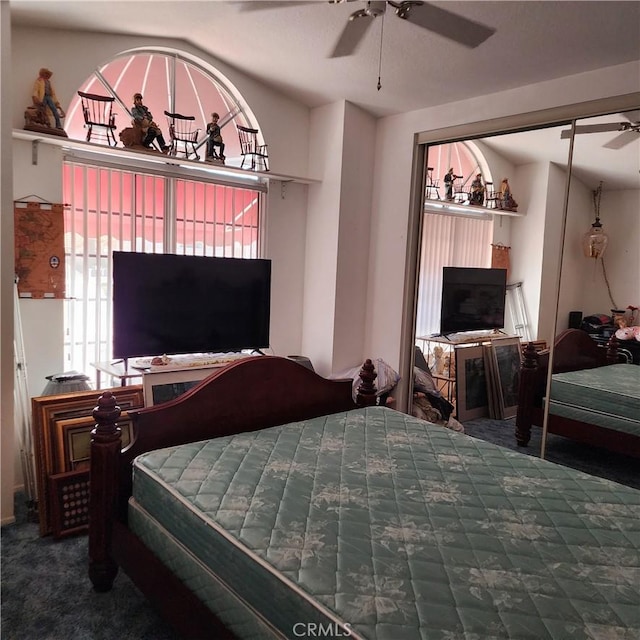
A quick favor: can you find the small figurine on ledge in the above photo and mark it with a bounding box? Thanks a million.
[206,112,225,163]
[24,68,68,136]
[500,177,518,211]
[131,93,170,153]
[470,173,485,206]
[444,168,456,200]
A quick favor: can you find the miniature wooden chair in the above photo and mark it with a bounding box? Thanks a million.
[77,91,117,146]
[164,111,200,160]
[484,182,502,209]
[425,167,441,200]
[237,125,269,171]
[452,178,470,204]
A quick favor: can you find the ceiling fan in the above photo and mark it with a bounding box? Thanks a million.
[237,1,496,57]
[329,0,496,57]
[560,111,640,150]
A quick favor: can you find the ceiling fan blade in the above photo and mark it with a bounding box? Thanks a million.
[560,123,625,138]
[235,1,314,11]
[400,2,496,48]
[329,15,375,58]
[603,131,638,150]
[621,109,640,123]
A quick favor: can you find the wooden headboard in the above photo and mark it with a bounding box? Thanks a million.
[89,356,377,594]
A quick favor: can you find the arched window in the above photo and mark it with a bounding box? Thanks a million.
[425,141,494,203]
[417,141,495,340]
[65,49,263,163]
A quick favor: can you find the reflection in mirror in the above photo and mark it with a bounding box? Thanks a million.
[410,124,579,453]
[545,109,640,460]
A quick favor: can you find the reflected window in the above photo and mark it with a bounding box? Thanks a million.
[425,142,493,204]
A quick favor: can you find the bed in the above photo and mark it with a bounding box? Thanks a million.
[516,328,640,457]
[89,354,640,639]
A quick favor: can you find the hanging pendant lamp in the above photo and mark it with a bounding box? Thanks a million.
[582,181,608,259]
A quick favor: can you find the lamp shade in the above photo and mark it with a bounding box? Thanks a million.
[582,217,608,259]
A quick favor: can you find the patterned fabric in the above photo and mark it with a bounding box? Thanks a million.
[550,364,640,436]
[132,407,640,639]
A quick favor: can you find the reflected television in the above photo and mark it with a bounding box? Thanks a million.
[440,267,507,335]
[113,252,271,359]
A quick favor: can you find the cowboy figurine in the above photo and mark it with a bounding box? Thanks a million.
[32,68,65,129]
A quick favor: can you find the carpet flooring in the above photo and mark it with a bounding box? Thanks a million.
[2,417,637,639]
[462,416,639,489]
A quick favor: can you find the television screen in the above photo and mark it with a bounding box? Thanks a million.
[113,252,271,359]
[440,267,507,335]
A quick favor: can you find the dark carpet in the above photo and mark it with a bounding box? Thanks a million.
[2,417,637,639]
[1,499,178,640]
[462,417,639,490]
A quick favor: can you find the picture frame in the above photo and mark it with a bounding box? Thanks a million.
[143,366,221,407]
[454,345,490,422]
[48,469,90,539]
[31,384,143,536]
[53,413,133,473]
[483,344,502,419]
[490,337,522,419]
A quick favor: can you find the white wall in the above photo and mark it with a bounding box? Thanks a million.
[558,176,594,331]
[302,102,345,374]
[331,102,376,373]
[576,189,640,318]
[12,142,66,399]
[263,181,308,356]
[302,101,376,376]
[508,163,549,340]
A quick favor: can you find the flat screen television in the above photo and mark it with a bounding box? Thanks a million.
[439,267,507,335]
[112,252,271,359]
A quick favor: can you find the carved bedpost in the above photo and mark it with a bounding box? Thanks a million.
[515,342,539,447]
[356,359,378,407]
[606,334,619,364]
[88,391,122,592]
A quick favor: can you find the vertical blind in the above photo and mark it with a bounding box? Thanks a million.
[415,212,493,338]
[62,161,262,383]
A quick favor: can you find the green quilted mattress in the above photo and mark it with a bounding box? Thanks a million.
[549,363,640,436]
[130,406,640,639]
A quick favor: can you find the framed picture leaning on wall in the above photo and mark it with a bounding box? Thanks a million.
[31,385,143,536]
[455,345,490,422]
[489,337,522,419]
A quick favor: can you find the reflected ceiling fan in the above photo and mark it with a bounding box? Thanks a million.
[329,0,496,57]
[560,111,640,150]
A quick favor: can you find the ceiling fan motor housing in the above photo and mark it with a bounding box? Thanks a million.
[390,1,425,19]
[352,1,387,19]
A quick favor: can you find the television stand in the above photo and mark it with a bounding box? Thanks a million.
[91,360,143,389]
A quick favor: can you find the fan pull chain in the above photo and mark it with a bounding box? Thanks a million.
[377,13,385,91]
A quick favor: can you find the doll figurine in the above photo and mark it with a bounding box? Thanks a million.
[500,178,518,211]
[32,68,65,129]
[206,112,226,162]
